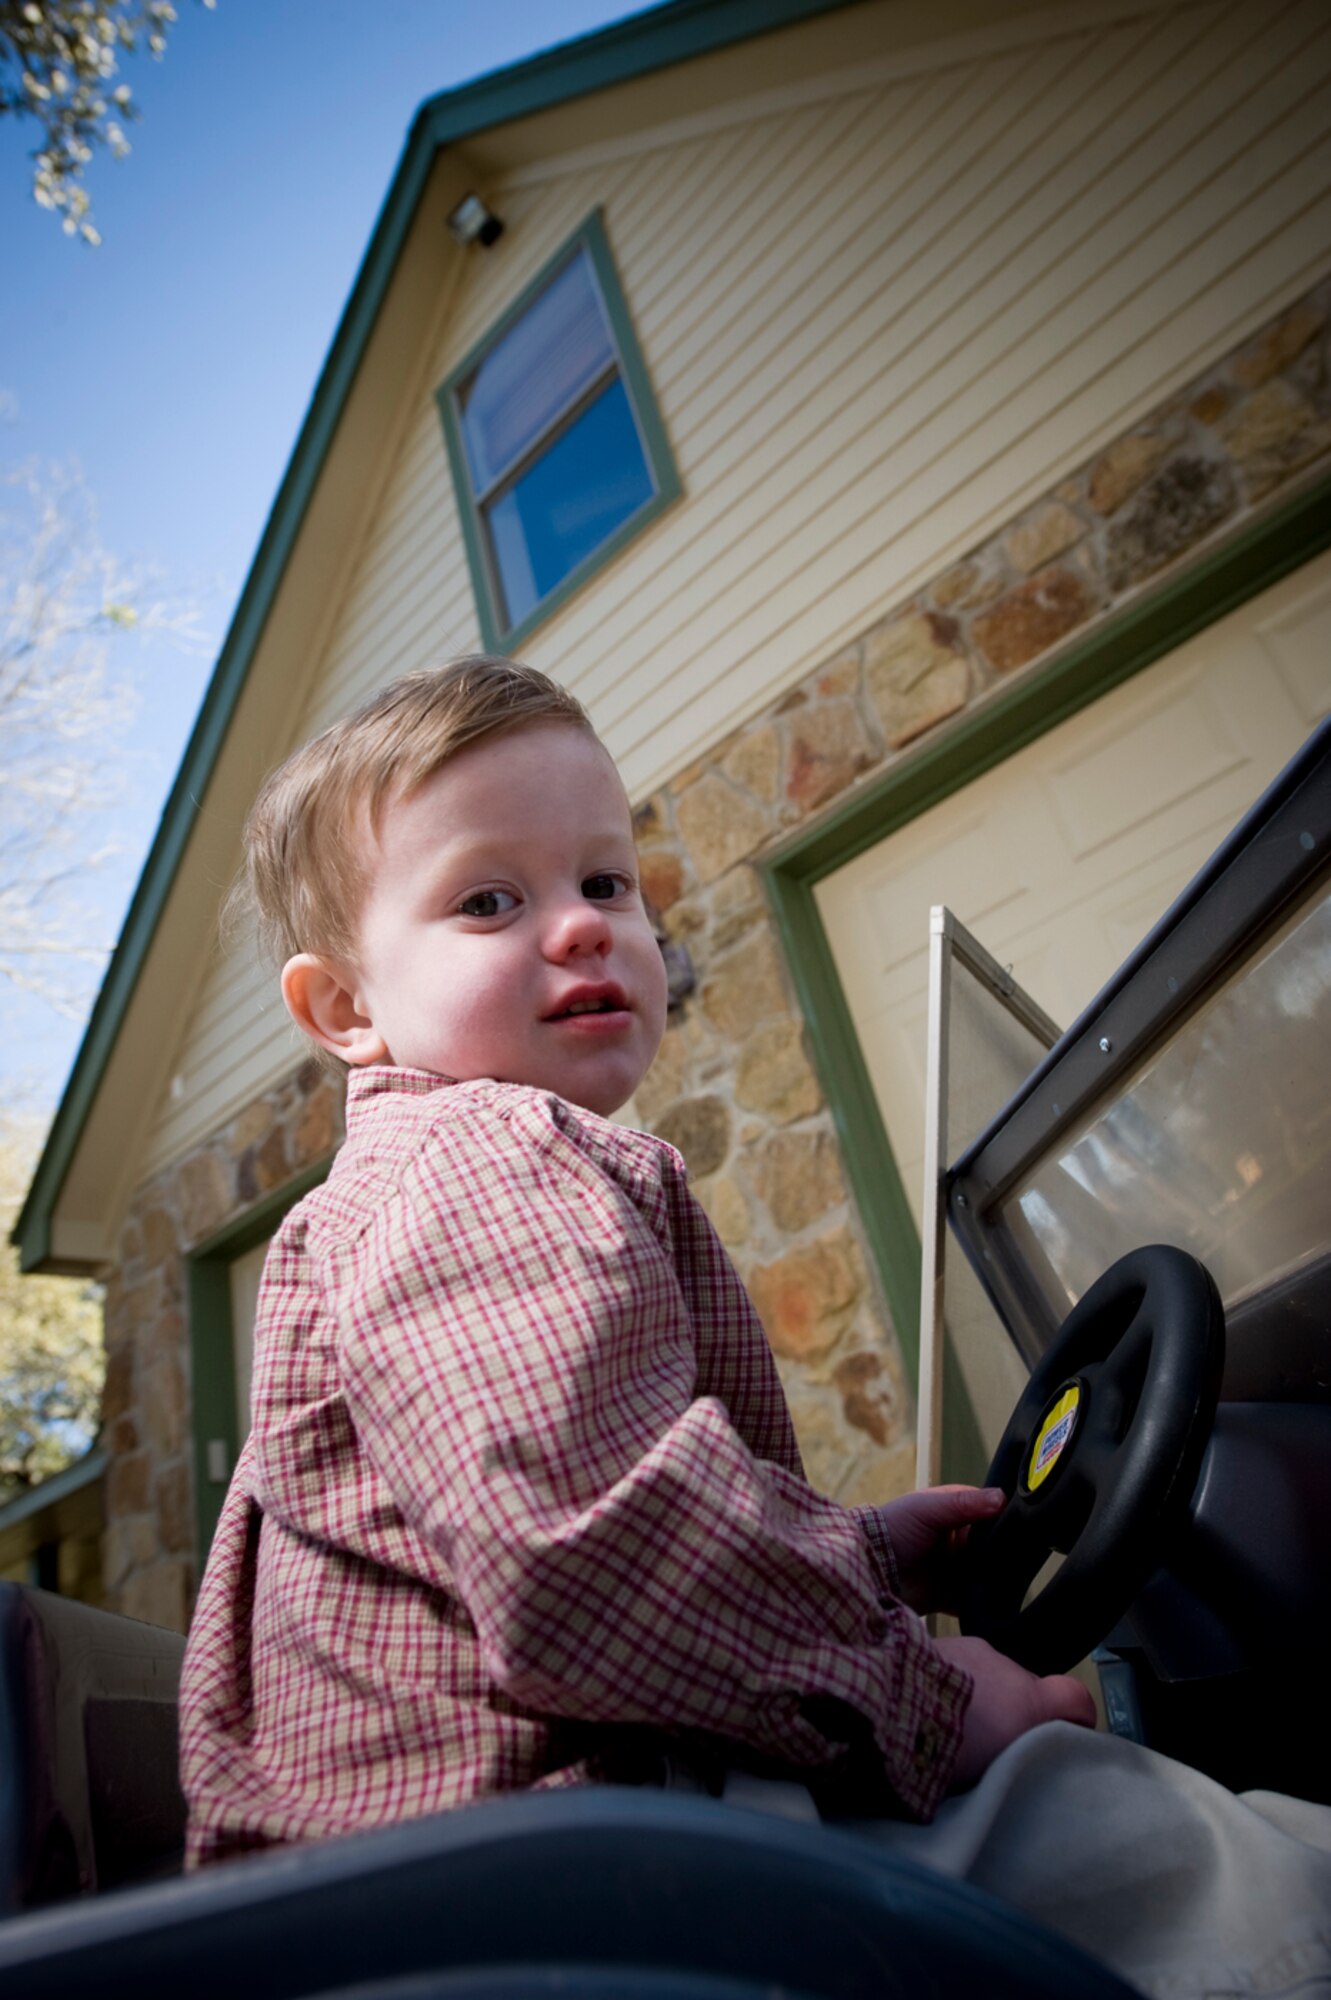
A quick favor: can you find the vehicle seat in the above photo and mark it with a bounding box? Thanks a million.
[0,1584,187,1915]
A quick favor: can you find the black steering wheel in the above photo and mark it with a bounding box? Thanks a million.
[956,1243,1224,1676]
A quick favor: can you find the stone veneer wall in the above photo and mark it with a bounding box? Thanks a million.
[100,279,1331,1627]
[100,1061,345,1629]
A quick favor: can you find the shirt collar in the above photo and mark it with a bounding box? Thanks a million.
[345,1064,459,1108]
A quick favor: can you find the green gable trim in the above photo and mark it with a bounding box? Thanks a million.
[187,1155,334,1562]
[437,209,681,653]
[763,469,1331,1484]
[412,0,871,152]
[15,0,866,1274]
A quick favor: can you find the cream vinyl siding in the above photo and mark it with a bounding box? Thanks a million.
[141,0,1331,1174]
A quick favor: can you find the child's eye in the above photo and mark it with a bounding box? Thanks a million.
[581,872,631,902]
[457,888,518,918]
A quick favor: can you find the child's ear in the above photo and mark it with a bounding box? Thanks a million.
[281,954,388,1066]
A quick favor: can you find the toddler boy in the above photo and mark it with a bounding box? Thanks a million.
[180,655,1090,1866]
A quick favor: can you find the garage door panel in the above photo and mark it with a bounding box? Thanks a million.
[1258,571,1331,724]
[835,816,1027,1002]
[1042,680,1247,862]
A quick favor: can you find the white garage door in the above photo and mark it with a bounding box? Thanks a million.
[817,546,1331,1247]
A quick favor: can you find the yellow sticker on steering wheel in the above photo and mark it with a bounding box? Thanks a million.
[1027,1384,1082,1492]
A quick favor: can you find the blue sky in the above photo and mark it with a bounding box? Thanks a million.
[1,0,651,1115]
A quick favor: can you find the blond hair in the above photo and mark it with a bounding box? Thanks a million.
[237,656,593,971]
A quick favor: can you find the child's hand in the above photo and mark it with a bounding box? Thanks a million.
[934,1633,1097,1790]
[879,1484,1006,1612]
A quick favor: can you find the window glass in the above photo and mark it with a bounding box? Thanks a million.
[486,376,654,628]
[459,251,615,495]
[441,216,676,644]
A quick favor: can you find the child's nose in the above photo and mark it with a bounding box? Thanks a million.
[544,896,613,958]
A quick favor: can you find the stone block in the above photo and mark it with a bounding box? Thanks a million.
[104,1514,159,1591]
[1106,457,1237,594]
[1088,432,1168,514]
[291,1083,337,1168]
[1004,502,1084,575]
[834,1437,916,1509]
[662,897,706,942]
[676,773,771,885]
[296,1057,326,1097]
[107,1413,139,1457]
[180,1149,232,1244]
[633,795,667,840]
[784,702,875,815]
[864,613,969,749]
[833,1345,905,1448]
[140,1347,187,1462]
[702,930,788,1039]
[1224,378,1314,459]
[735,1020,821,1124]
[816,647,861,700]
[653,1095,730,1179]
[101,1344,134,1427]
[121,1559,190,1636]
[722,725,781,804]
[780,1381,863,1499]
[754,1129,846,1234]
[255,1125,290,1193]
[1231,301,1326,390]
[972,568,1097,675]
[749,1230,862,1362]
[1189,386,1231,428]
[157,1460,193,1555]
[1222,380,1325,500]
[227,1100,274,1156]
[693,1173,750,1247]
[930,561,980,610]
[139,1206,179,1268]
[107,1450,152,1518]
[709,867,767,953]
[631,1022,693,1126]
[638,849,684,914]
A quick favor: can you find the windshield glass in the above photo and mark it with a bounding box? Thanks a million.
[1001,882,1331,1325]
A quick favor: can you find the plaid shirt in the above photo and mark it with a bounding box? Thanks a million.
[180,1068,970,1864]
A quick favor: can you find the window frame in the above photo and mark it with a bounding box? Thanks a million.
[437,208,681,651]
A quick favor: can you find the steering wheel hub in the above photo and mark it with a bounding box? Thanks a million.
[1023,1380,1084,1494]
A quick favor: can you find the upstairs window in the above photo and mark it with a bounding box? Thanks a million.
[438,211,679,649]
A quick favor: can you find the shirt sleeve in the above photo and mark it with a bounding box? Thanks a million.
[332,1092,970,1820]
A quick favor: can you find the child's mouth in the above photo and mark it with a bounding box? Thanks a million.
[546,986,629,1022]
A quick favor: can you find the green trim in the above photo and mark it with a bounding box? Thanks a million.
[436,209,681,651]
[186,1156,333,1562]
[16,0,863,1273]
[764,470,1331,1484]
[412,0,870,152]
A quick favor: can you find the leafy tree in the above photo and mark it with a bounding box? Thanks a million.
[0,0,213,243]
[1,458,207,1020]
[0,1117,104,1499]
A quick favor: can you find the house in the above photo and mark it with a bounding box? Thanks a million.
[12,0,1331,1631]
